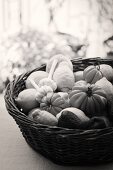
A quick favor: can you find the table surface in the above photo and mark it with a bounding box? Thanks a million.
[1,94,113,170]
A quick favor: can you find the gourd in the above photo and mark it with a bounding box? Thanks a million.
[15,89,40,114]
[45,54,74,92]
[40,93,70,116]
[83,64,113,84]
[53,65,75,92]
[56,108,110,129]
[69,81,107,117]
[99,64,113,82]
[57,107,90,129]
[26,71,48,89]
[95,77,113,100]
[46,54,73,73]
[74,80,87,86]
[87,116,110,129]
[57,92,69,102]
[96,77,113,120]
[28,108,58,126]
[29,79,54,103]
[74,71,84,82]
[83,65,103,84]
[38,59,57,91]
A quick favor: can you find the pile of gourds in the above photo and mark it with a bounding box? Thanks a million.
[15,54,113,130]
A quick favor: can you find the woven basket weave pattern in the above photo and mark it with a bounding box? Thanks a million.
[4,58,113,165]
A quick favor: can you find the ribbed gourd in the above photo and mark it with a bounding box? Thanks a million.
[83,64,113,84]
[40,93,69,116]
[83,65,103,84]
[69,81,107,117]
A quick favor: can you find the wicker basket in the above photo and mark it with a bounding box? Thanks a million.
[4,57,113,165]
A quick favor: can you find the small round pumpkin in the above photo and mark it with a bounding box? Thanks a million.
[40,93,69,116]
[99,64,113,82]
[69,81,107,117]
[83,65,103,84]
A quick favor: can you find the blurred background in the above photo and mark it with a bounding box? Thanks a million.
[0,0,113,93]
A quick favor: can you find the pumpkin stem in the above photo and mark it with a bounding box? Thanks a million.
[46,100,52,108]
[96,64,100,71]
[95,64,103,77]
[87,86,92,97]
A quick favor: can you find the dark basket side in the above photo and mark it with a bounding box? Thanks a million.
[4,57,113,165]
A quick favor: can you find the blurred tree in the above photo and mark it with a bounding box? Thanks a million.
[19,0,22,26]
[45,0,65,31]
[86,0,113,58]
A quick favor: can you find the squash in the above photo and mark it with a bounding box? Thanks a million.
[100,64,113,82]
[87,116,110,129]
[15,89,40,114]
[83,64,113,84]
[28,108,58,126]
[57,92,69,102]
[56,108,110,129]
[95,77,113,119]
[69,82,107,117]
[26,71,48,89]
[46,54,74,92]
[53,65,75,92]
[38,78,57,91]
[36,85,54,103]
[38,59,57,91]
[57,107,90,129]
[46,54,73,73]
[40,93,70,116]
[74,71,84,82]
[83,65,103,84]
[74,80,87,87]
[95,77,113,100]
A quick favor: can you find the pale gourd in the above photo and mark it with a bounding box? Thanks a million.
[100,64,113,82]
[28,108,58,126]
[46,54,73,73]
[74,71,84,82]
[15,89,39,114]
[26,71,48,89]
[53,65,75,92]
[95,77,113,100]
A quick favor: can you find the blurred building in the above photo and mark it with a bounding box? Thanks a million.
[0,0,113,57]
